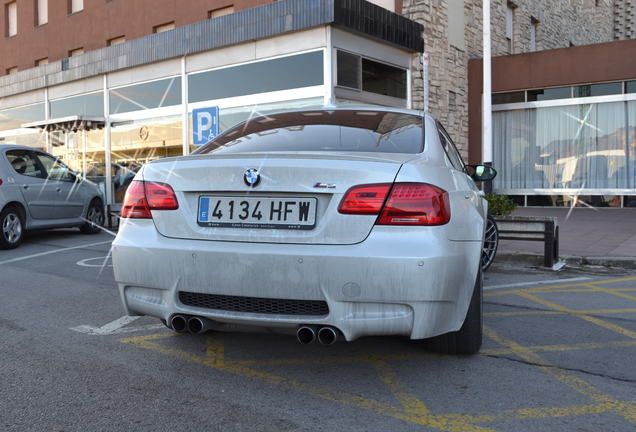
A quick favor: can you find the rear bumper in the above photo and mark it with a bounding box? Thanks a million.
[112,219,481,340]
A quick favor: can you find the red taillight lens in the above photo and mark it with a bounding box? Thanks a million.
[377,183,450,226]
[121,180,178,219]
[338,183,392,215]
[144,182,179,210]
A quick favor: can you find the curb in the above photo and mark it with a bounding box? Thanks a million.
[494,252,636,270]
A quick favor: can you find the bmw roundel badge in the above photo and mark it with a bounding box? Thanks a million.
[244,168,260,186]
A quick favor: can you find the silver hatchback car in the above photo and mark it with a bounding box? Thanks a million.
[0,144,105,249]
[112,108,496,354]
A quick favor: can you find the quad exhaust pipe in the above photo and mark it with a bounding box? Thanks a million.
[170,314,188,333]
[296,325,339,345]
[296,326,316,344]
[170,315,214,334]
[187,316,213,334]
[317,326,338,346]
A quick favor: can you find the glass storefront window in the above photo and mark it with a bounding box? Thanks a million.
[0,103,45,131]
[492,91,525,104]
[337,51,360,89]
[0,132,47,151]
[111,115,182,202]
[50,92,104,118]
[49,128,107,196]
[361,58,407,99]
[335,50,407,100]
[627,81,636,94]
[527,87,572,101]
[188,51,324,104]
[494,101,633,192]
[574,82,623,98]
[110,77,182,114]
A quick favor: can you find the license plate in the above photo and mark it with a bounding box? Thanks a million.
[197,196,317,230]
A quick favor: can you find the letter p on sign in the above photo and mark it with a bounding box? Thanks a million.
[192,107,220,146]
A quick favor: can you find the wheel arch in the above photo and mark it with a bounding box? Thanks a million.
[2,201,27,223]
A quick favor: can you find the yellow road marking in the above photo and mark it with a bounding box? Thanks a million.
[368,358,431,415]
[485,307,636,317]
[484,326,636,425]
[482,339,636,355]
[118,276,636,430]
[445,401,635,424]
[122,332,494,432]
[516,291,636,340]
[121,330,636,430]
[485,276,636,297]
[584,283,636,303]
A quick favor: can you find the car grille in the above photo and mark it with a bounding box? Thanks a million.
[178,291,329,316]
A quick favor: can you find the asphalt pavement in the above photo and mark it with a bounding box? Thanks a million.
[1,229,636,431]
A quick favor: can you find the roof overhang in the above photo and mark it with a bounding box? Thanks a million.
[22,116,107,132]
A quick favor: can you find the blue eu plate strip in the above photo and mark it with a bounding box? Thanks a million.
[199,197,210,222]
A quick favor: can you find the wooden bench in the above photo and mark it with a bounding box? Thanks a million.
[492,215,559,267]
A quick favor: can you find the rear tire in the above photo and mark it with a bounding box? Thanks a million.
[79,199,104,234]
[422,269,483,355]
[0,205,25,250]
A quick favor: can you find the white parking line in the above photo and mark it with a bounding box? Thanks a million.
[484,277,592,291]
[77,255,113,268]
[70,315,165,335]
[0,240,112,266]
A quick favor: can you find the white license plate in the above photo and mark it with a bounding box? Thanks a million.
[197,196,317,230]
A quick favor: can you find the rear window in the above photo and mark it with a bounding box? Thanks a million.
[196,110,424,155]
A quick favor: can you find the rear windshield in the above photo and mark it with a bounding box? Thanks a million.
[196,110,424,155]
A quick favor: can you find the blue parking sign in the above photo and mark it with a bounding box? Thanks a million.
[192,107,220,146]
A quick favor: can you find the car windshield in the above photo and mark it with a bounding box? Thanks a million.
[195,110,424,155]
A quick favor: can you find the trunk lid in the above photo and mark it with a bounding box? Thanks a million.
[143,152,410,244]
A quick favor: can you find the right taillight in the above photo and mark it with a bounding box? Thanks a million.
[377,183,450,226]
[121,180,178,219]
[338,182,450,226]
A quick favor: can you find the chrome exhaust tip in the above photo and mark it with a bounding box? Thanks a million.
[170,315,188,333]
[296,326,316,344]
[187,316,213,334]
[317,326,338,346]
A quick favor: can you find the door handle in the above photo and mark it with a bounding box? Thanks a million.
[22,185,29,190]
[56,187,61,192]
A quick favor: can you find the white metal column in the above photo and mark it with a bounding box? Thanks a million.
[181,56,189,155]
[103,75,113,206]
[44,88,51,152]
[323,27,334,107]
[482,0,493,165]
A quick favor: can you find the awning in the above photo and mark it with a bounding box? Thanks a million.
[22,116,107,132]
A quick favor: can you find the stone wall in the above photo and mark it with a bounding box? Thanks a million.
[402,0,616,158]
[614,0,636,39]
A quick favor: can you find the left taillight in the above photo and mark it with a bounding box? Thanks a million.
[121,180,178,219]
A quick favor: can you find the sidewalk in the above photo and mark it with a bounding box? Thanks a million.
[496,207,636,266]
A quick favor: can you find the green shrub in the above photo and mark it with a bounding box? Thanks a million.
[485,193,516,216]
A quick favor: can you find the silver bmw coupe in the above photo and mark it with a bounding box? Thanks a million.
[112,108,496,354]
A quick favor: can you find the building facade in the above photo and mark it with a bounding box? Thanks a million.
[403,0,620,157]
[0,0,634,212]
[0,0,421,212]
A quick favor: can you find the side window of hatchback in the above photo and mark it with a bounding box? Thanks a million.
[6,150,45,179]
[34,153,76,182]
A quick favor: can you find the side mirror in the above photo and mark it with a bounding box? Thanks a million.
[466,165,497,182]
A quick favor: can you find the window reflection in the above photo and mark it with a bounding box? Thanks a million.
[111,116,182,202]
[494,101,636,196]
